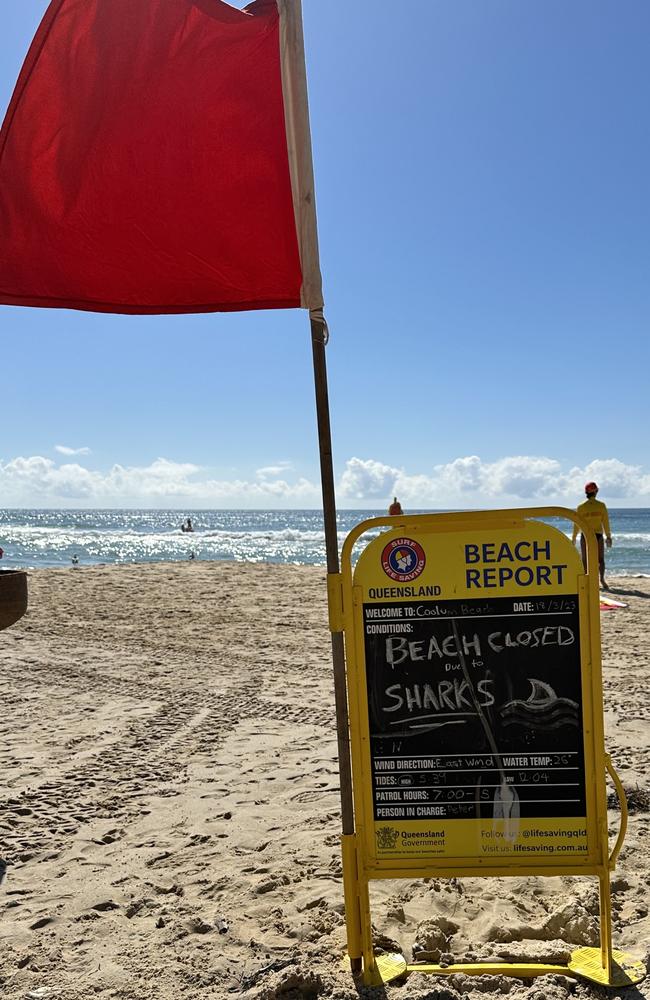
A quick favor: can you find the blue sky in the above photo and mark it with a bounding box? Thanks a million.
[1,0,649,508]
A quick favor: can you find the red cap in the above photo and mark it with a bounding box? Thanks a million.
[585,481,598,493]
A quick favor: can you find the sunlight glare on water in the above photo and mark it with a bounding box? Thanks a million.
[0,508,648,574]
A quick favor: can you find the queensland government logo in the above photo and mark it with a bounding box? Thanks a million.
[376,826,400,850]
[381,537,426,582]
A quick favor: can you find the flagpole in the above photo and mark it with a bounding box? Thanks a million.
[280,9,360,961]
[310,314,355,838]
[279,0,355,844]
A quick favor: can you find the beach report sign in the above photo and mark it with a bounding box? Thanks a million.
[344,514,602,868]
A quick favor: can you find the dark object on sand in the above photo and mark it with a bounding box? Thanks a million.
[0,570,28,631]
[608,784,650,814]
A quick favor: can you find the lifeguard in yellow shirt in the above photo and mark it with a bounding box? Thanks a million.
[571,481,612,590]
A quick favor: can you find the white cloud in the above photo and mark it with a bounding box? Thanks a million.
[0,455,321,508]
[477,455,564,500]
[578,458,647,499]
[340,454,650,508]
[256,462,293,478]
[1,452,649,508]
[54,444,91,456]
[339,456,402,500]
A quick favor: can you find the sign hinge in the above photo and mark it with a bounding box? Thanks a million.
[327,572,344,633]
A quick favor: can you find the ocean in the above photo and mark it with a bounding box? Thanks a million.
[1,508,649,576]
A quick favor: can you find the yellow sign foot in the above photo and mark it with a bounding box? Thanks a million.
[343,953,408,986]
[365,952,408,986]
[568,947,646,987]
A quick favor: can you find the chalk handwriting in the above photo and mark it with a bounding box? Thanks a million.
[386,626,575,666]
[382,678,494,715]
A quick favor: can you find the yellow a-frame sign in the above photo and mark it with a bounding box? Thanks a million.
[336,507,644,988]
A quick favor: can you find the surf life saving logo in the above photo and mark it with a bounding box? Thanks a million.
[381,537,426,582]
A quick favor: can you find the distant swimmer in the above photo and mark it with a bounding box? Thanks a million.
[189,550,196,561]
[181,517,194,533]
[388,496,403,516]
[71,554,80,567]
[571,481,612,590]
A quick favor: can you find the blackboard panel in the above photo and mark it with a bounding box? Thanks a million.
[363,595,585,823]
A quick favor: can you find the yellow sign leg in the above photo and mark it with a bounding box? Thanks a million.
[599,871,613,981]
[340,834,362,968]
[357,872,375,981]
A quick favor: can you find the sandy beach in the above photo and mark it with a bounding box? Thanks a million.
[1,563,649,1000]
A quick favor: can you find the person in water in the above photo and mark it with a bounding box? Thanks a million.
[388,496,403,515]
[571,481,612,589]
[181,517,194,532]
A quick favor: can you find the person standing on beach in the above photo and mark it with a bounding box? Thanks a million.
[571,481,612,589]
[388,496,403,516]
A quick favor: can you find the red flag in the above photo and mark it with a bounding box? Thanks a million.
[0,0,322,314]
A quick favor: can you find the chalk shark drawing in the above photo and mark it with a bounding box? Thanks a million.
[500,678,579,730]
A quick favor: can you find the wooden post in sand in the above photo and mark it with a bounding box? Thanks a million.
[311,315,365,969]
[310,315,355,839]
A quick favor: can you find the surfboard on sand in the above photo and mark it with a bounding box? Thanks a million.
[600,595,628,610]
